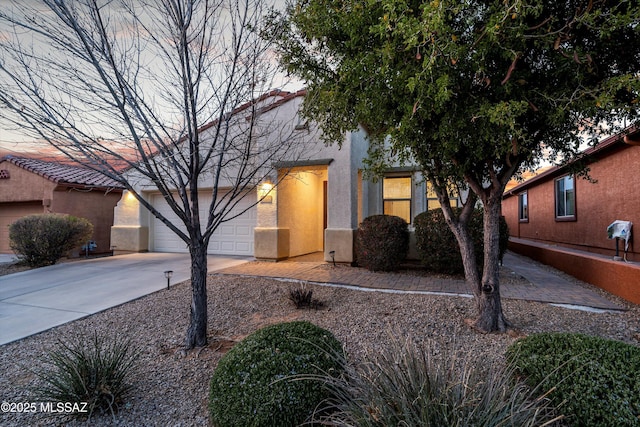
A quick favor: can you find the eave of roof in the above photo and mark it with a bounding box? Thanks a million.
[273,158,333,169]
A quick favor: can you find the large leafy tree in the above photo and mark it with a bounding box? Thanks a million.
[0,0,308,348]
[267,0,640,331]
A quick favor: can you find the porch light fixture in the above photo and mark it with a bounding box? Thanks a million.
[164,270,174,289]
[259,178,274,203]
[260,179,273,192]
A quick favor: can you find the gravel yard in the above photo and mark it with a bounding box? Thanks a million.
[1,264,638,426]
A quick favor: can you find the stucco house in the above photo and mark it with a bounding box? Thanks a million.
[110,90,453,262]
[0,155,124,255]
[502,128,640,304]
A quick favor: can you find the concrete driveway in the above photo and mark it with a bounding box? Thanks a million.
[0,253,250,345]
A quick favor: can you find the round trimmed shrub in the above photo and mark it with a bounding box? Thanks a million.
[355,214,409,271]
[209,321,344,427]
[414,208,508,275]
[507,333,640,427]
[9,213,93,267]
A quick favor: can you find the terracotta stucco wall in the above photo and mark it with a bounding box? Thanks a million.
[50,188,122,254]
[503,144,640,260]
[0,162,56,203]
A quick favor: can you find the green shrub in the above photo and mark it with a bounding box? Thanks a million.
[355,214,409,271]
[507,332,640,427]
[9,213,93,267]
[209,321,344,427]
[33,332,139,419]
[319,336,558,426]
[414,208,509,275]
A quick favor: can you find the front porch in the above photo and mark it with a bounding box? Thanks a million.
[254,157,363,263]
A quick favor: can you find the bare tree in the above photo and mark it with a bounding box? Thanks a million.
[0,0,312,348]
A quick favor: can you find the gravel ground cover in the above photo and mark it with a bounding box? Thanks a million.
[1,263,638,426]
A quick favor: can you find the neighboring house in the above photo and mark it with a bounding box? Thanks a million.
[0,156,124,255]
[502,128,640,304]
[110,90,459,262]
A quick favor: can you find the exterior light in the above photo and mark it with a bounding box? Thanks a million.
[259,178,274,203]
[164,270,174,289]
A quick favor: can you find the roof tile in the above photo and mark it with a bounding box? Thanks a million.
[2,156,123,189]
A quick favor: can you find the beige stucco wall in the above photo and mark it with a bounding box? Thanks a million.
[110,191,150,253]
[321,129,370,262]
[254,227,289,260]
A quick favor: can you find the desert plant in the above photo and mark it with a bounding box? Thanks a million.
[209,321,344,427]
[317,336,560,427]
[414,208,509,275]
[9,213,93,267]
[507,332,640,427]
[355,214,409,271]
[33,332,139,420]
[289,283,324,309]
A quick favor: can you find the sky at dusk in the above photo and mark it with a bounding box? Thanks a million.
[0,0,293,157]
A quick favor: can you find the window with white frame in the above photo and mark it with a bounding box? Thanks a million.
[426,182,459,211]
[518,191,528,221]
[555,175,575,219]
[383,176,412,224]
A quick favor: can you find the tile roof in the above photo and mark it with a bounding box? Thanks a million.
[1,156,124,189]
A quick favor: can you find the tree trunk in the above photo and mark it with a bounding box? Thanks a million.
[472,195,509,332]
[185,242,209,349]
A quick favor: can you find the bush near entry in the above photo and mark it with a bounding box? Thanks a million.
[209,321,344,427]
[507,332,640,427]
[355,214,409,271]
[414,208,509,275]
[9,213,93,267]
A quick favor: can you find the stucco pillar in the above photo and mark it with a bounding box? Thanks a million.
[324,130,366,263]
[110,191,149,254]
[254,182,290,260]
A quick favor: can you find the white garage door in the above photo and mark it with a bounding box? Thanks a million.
[150,191,256,256]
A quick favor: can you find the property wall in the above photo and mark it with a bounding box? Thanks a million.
[510,238,640,305]
[503,144,640,261]
[51,188,123,255]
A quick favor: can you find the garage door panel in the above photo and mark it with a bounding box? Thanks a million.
[151,191,255,256]
[235,242,251,252]
[235,225,251,235]
[0,202,42,253]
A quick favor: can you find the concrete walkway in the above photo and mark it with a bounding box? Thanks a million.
[216,251,624,311]
[0,253,250,345]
